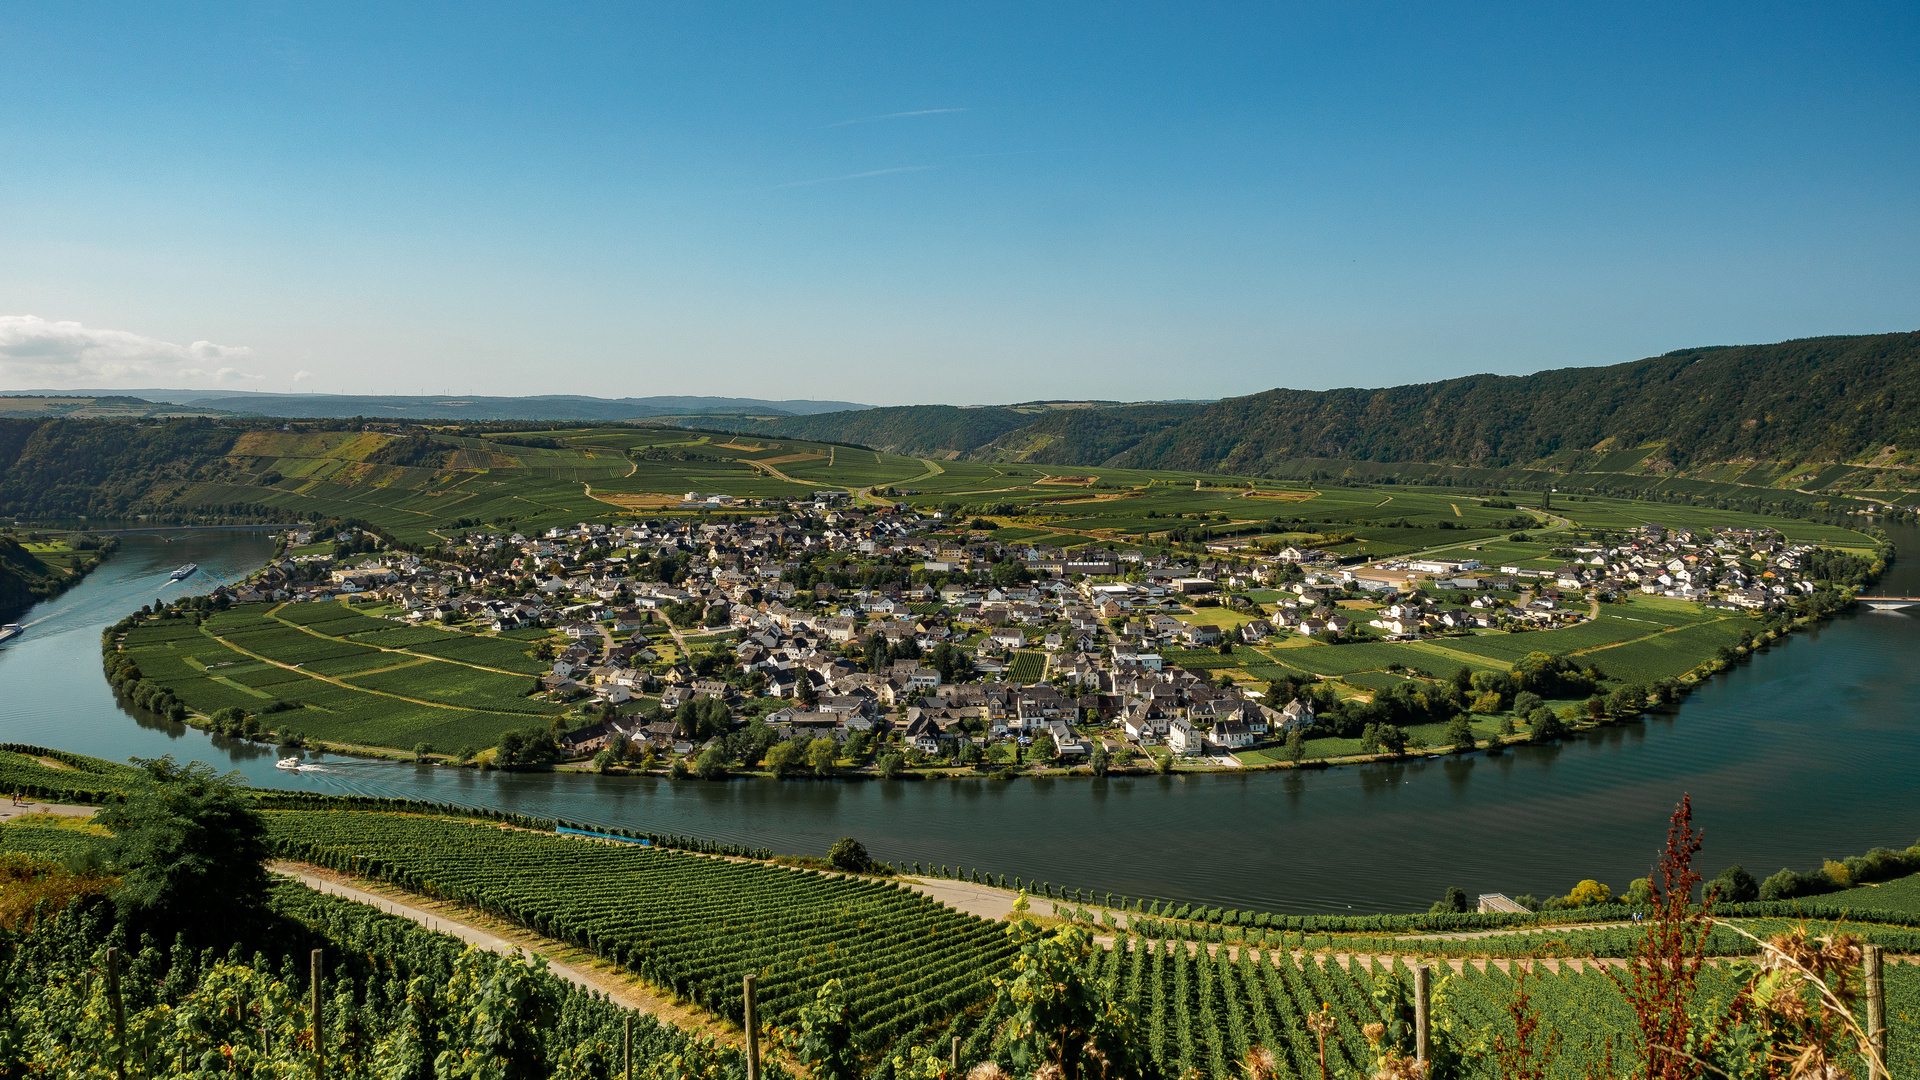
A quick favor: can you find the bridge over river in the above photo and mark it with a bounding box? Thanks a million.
[1859,595,1920,610]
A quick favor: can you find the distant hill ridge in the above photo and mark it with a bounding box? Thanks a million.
[28,389,873,421]
[700,332,1920,477]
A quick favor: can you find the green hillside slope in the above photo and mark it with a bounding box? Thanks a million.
[1105,332,1920,473]
[697,332,1920,480]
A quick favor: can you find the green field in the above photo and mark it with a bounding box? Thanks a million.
[118,602,559,750]
[1823,872,1920,916]
[154,422,1885,562]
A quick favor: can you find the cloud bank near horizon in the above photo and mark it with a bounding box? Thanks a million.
[0,315,261,388]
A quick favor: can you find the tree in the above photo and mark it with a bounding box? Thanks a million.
[797,675,818,709]
[1444,714,1477,753]
[413,741,433,763]
[1450,666,1475,699]
[496,730,525,766]
[693,744,728,780]
[1607,684,1647,716]
[94,756,270,942]
[1529,707,1567,741]
[1376,724,1410,756]
[1027,732,1057,765]
[1089,742,1110,777]
[1284,728,1305,762]
[674,696,731,740]
[1429,886,1469,914]
[1567,879,1613,907]
[877,752,905,779]
[766,738,808,777]
[1712,863,1759,904]
[809,737,838,777]
[826,837,871,873]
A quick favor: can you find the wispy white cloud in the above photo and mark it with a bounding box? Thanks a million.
[766,165,937,190]
[0,314,262,387]
[827,108,967,128]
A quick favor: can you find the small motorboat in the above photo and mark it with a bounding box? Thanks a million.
[274,757,307,771]
[0,624,21,645]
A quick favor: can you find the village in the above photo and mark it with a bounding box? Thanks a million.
[208,504,1833,773]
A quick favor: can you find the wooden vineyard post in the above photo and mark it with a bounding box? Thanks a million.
[743,974,761,1080]
[1864,944,1886,1080]
[1413,964,1431,1065]
[623,1015,633,1080]
[952,1035,960,1071]
[311,949,325,1080]
[106,946,127,1080]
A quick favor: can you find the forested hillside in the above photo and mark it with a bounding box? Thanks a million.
[700,332,1920,477]
[0,418,244,520]
[1102,332,1920,473]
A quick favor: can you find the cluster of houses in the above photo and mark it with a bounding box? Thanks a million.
[1549,524,1819,609]
[219,510,1828,769]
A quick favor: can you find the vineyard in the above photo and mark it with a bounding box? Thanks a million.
[910,939,1920,1080]
[0,877,769,1080]
[265,809,1018,1059]
[110,601,558,749]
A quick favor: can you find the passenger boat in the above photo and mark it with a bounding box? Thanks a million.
[274,757,306,771]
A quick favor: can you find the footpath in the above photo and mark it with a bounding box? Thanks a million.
[270,860,750,1048]
[0,800,94,824]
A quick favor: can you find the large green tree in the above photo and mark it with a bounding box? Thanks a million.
[94,756,270,941]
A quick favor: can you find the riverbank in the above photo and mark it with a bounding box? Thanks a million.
[0,529,120,625]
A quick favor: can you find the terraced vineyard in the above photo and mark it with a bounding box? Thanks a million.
[931,941,1919,1080]
[266,809,1018,1059]
[114,601,558,749]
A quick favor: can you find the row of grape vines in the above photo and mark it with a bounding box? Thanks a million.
[2,879,766,1080]
[266,809,1017,1057]
[897,940,1920,1080]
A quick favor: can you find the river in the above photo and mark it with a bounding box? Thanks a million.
[3,524,1917,914]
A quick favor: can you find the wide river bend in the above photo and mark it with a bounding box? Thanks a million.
[3,525,1916,914]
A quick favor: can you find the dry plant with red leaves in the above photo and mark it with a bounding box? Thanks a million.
[1490,965,1563,1080]
[1606,794,1718,1080]
[1595,797,1883,1080]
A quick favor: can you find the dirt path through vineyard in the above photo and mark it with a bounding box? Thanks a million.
[273,861,754,1050]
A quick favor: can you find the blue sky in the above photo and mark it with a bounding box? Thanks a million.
[0,3,1914,405]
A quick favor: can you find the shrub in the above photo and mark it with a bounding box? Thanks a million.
[826,837,871,873]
